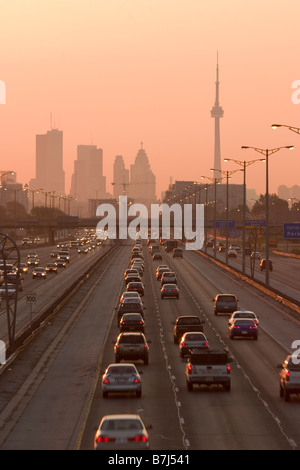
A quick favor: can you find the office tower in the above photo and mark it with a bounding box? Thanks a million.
[113,155,129,198]
[211,54,224,179]
[29,128,65,195]
[128,142,156,204]
[70,144,106,208]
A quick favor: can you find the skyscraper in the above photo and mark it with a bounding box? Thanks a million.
[211,54,224,179]
[113,155,129,198]
[29,128,65,195]
[70,144,106,214]
[128,143,156,205]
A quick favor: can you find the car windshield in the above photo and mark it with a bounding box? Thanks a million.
[101,419,143,431]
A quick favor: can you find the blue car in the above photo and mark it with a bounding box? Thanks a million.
[229,319,258,340]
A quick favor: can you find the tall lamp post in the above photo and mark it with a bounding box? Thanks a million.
[210,168,241,265]
[241,145,294,286]
[201,175,224,259]
[224,157,265,273]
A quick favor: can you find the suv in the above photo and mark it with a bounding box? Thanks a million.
[173,248,183,258]
[161,271,177,285]
[213,294,238,315]
[260,259,273,271]
[114,332,150,365]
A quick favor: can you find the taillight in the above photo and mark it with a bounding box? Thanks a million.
[96,436,116,443]
[134,378,140,383]
[187,364,192,374]
[103,378,109,384]
[227,365,231,374]
[128,435,147,442]
[286,370,290,381]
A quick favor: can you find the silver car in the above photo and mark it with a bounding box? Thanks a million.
[114,332,150,365]
[102,363,142,398]
[179,332,209,357]
[94,414,149,450]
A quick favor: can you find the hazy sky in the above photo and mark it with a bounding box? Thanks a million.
[1,0,300,200]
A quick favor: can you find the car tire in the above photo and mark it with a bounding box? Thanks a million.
[144,356,149,365]
[284,389,290,402]
[280,385,284,397]
[115,355,120,363]
[214,310,218,315]
[187,380,193,391]
[102,391,108,398]
[136,390,142,398]
[224,383,231,392]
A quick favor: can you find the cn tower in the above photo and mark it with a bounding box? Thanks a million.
[210,53,224,179]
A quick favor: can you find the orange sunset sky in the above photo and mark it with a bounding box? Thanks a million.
[0,0,300,200]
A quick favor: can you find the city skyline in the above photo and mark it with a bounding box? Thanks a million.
[1,1,300,201]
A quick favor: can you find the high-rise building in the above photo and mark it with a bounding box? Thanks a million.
[211,54,224,179]
[113,155,130,198]
[128,143,156,205]
[29,128,65,195]
[70,144,106,215]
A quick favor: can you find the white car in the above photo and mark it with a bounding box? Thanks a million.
[179,332,209,357]
[94,414,150,450]
[120,291,141,302]
[228,310,259,326]
[251,251,261,260]
[101,363,142,398]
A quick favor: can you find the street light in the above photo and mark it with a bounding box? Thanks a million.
[201,175,225,259]
[211,167,241,265]
[224,157,265,273]
[241,145,294,286]
[272,124,300,135]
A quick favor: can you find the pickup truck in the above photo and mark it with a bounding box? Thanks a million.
[278,354,300,402]
[172,315,205,344]
[185,349,232,392]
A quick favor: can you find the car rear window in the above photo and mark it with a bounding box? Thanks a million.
[119,335,145,344]
[178,317,200,325]
[217,295,236,302]
[102,419,143,431]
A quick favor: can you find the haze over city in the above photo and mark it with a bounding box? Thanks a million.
[1,0,300,200]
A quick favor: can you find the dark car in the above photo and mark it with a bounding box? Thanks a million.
[45,263,58,274]
[119,313,145,333]
[161,283,179,299]
[173,248,183,258]
[127,281,144,296]
[152,252,162,260]
[56,259,67,268]
[229,319,258,340]
[116,300,145,325]
[260,259,273,271]
[114,332,150,365]
[161,271,177,285]
[125,274,141,285]
[124,268,139,279]
[213,294,238,315]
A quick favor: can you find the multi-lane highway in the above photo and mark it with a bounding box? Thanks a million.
[0,239,299,450]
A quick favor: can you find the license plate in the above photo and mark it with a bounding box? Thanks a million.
[205,377,213,382]
[242,331,248,334]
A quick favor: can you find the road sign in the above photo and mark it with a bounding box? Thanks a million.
[215,220,235,229]
[26,292,36,303]
[245,219,266,228]
[283,223,300,239]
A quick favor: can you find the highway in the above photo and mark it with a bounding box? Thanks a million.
[0,239,299,450]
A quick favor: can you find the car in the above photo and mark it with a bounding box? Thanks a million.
[119,313,145,333]
[161,271,177,285]
[56,259,67,268]
[152,252,162,260]
[228,311,259,326]
[218,246,226,252]
[127,281,144,296]
[251,251,261,260]
[78,246,88,254]
[116,300,145,324]
[19,263,29,274]
[4,273,23,291]
[45,263,58,274]
[101,363,142,398]
[278,354,300,402]
[131,264,144,277]
[160,283,179,299]
[179,332,209,357]
[131,258,144,269]
[173,248,183,258]
[27,251,38,259]
[229,245,241,253]
[228,319,258,340]
[227,249,237,258]
[213,294,238,315]
[58,251,70,263]
[120,291,141,303]
[114,332,150,365]
[50,250,60,258]
[260,259,273,271]
[124,268,139,279]
[32,267,47,279]
[94,414,149,450]
[27,257,39,267]
[0,283,17,298]
[125,274,141,285]
[156,267,170,280]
